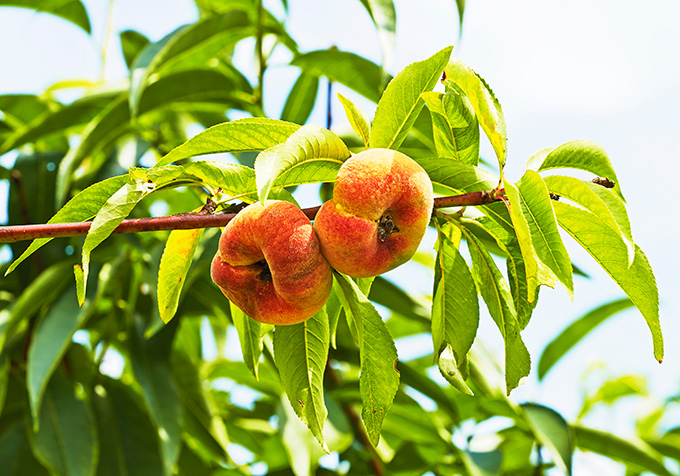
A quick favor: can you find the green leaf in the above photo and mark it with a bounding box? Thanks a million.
[438,344,473,396]
[28,291,92,429]
[421,87,480,165]
[462,228,529,394]
[157,118,300,167]
[358,0,396,77]
[538,298,634,380]
[292,49,386,102]
[526,140,623,199]
[129,321,182,475]
[158,227,204,323]
[94,377,165,476]
[333,272,399,446]
[544,175,634,264]
[368,276,430,324]
[504,171,573,301]
[573,424,673,476]
[274,308,330,451]
[120,30,150,70]
[444,59,506,167]
[415,156,499,194]
[370,45,453,150]
[522,403,574,476]
[0,261,72,351]
[454,0,465,29]
[281,72,319,125]
[31,371,97,476]
[553,201,663,362]
[337,92,371,148]
[6,174,130,275]
[129,12,252,115]
[432,223,479,372]
[230,302,263,379]
[0,0,91,33]
[255,124,350,202]
[579,375,646,419]
[0,420,50,475]
[79,181,152,300]
[461,450,503,476]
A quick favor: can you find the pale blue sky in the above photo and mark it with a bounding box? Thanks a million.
[1,1,679,473]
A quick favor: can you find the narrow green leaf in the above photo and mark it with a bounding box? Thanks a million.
[120,30,150,70]
[6,174,130,275]
[359,0,396,78]
[432,223,479,370]
[415,156,498,194]
[368,276,430,324]
[438,344,473,396]
[544,175,634,264]
[333,272,399,446]
[370,45,453,150]
[454,0,466,29]
[129,321,182,475]
[573,424,673,476]
[31,371,97,476]
[255,124,350,202]
[230,302,263,379]
[462,228,530,394]
[158,227,204,323]
[281,72,319,125]
[504,172,573,301]
[79,181,151,300]
[337,92,371,148]
[444,59,506,167]
[579,375,647,419]
[421,87,480,165]
[0,0,91,33]
[157,118,299,166]
[0,420,50,475]
[274,308,330,451]
[461,450,503,476]
[522,403,574,476]
[538,298,633,380]
[94,377,165,476]
[526,140,623,199]
[28,291,91,429]
[553,201,663,362]
[292,49,386,102]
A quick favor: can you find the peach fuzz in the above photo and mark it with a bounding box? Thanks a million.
[211,200,332,325]
[313,148,434,278]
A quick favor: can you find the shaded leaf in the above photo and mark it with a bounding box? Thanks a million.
[281,72,319,125]
[333,272,399,445]
[230,302,263,379]
[522,403,573,476]
[438,344,473,396]
[370,45,453,150]
[0,0,91,33]
[444,59,506,166]
[359,0,396,78]
[120,30,150,70]
[337,92,371,148]
[553,201,663,362]
[255,124,350,201]
[538,298,634,380]
[274,308,330,451]
[0,420,50,475]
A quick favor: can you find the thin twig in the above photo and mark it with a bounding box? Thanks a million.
[0,192,502,243]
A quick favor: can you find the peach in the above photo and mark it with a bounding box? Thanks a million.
[211,200,332,325]
[313,148,433,278]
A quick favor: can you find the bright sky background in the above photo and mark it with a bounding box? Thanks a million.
[1,1,679,474]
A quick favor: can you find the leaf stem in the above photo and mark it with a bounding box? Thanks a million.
[0,191,502,243]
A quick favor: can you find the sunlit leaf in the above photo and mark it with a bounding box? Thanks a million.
[333,272,399,445]
[553,201,663,362]
[370,45,453,150]
[274,308,330,451]
[579,375,647,419]
[0,0,91,33]
[438,344,473,396]
[230,302,263,379]
[444,59,506,167]
[255,124,350,202]
[538,298,633,380]
[504,172,573,301]
[522,403,574,475]
[281,72,319,125]
[337,92,371,148]
[358,0,396,80]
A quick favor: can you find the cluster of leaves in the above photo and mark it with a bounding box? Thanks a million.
[0,1,672,476]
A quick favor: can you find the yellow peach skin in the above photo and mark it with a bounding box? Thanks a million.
[211,200,332,325]
[314,148,434,278]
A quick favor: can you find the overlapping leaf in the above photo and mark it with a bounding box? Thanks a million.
[333,272,399,445]
[553,201,663,362]
[0,0,91,33]
[370,45,452,150]
[274,309,330,451]
[255,124,350,202]
[522,403,573,475]
[444,59,506,167]
[337,92,371,148]
[230,302,264,379]
[281,72,319,125]
[358,0,396,81]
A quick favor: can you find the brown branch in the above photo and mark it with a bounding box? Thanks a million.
[0,192,500,243]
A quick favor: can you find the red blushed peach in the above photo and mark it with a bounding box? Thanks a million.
[211,200,332,325]
[313,148,434,278]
